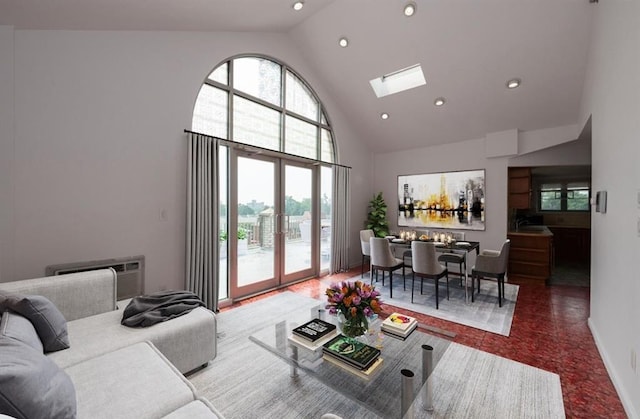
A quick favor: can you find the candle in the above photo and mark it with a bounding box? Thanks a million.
[440,233,445,242]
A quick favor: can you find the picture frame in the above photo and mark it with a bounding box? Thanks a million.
[397,169,485,231]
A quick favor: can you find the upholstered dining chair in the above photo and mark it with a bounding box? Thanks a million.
[369,237,405,298]
[437,231,467,287]
[471,239,510,307]
[411,241,449,308]
[359,229,375,278]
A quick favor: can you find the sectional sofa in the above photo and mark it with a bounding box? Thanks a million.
[0,269,223,418]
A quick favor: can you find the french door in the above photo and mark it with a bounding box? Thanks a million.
[227,150,319,299]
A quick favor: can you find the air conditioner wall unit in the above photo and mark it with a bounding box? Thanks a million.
[46,255,145,300]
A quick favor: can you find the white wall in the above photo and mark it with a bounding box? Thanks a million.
[578,2,640,417]
[372,125,585,255]
[0,26,15,281]
[2,29,372,290]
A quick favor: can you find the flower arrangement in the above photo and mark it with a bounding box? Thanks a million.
[325,280,382,337]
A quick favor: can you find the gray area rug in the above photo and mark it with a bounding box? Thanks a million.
[189,291,564,419]
[347,272,518,336]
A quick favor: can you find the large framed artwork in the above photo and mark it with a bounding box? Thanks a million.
[398,169,485,231]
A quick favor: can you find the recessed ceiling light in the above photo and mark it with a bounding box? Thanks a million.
[434,97,446,106]
[292,1,304,11]
[404,2,417,17]
[380,113,389,120]
[338,37,349,48]
[506,78,521,89]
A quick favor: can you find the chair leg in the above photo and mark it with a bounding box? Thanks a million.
[411,272,415,303]
[389,270,393,299]
[471,273,475,303]
[446,272,449,300]
[361,255,365,278]
[498,274,503,307]
[435,277,439,309]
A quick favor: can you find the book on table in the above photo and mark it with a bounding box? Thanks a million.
[322,334,381,370]
[381,312,418,339]
[322,353,384,380]
[381,322,417,340]
[292,318,337,342]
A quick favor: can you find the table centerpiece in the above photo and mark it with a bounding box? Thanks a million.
[325,280,382,338]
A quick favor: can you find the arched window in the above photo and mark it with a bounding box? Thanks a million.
[192,55,336,163]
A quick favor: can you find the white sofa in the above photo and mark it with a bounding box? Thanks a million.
[0,269,223,418]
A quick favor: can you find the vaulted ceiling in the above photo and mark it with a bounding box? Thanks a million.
[0,0,594,153]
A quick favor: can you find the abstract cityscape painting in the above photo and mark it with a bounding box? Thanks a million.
[397,169,485,231]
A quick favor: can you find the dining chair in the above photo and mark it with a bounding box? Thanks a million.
[410,241,449,308]
[437,231,467,287]
[471,239,510,307]
[359,229,375,278]
[369,237,405,298]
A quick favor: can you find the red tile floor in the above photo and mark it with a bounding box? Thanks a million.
[224,267,627,418]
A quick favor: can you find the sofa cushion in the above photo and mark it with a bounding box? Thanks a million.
[0,336,77,419]
[0,310,44,352]
[0,292,69,352]
[48,304,216,374]
[65,341,196,419]
[162,400,224,419]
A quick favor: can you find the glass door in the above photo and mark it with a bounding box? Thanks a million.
[228,151,319,299]
[282,162,315,283]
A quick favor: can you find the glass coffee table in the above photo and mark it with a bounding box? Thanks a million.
[249,305,451,418]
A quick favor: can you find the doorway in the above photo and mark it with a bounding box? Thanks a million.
[223,150,323,299]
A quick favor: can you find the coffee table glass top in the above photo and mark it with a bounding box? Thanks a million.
[249,305,451,419]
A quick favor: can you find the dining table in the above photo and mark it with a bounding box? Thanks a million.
[386,237,480,303]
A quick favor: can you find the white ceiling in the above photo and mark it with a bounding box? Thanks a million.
[0,0,594,153]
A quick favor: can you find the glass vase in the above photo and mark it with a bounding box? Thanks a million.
[338,313,368,338]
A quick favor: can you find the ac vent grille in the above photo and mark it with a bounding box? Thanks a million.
[46,255,145,300]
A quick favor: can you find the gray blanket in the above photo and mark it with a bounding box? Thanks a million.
[121,290,205,327]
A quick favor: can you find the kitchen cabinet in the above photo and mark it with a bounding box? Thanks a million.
[507,227,553,283]
[548,226,590,264]
[508,167,531,209]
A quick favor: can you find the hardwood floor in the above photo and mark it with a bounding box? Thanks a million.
[222,266,626,418]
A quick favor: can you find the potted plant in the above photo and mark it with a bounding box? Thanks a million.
[366,192,389,237]
[219,229,248,257]
[219,230,228,259]
[237,228,248,256]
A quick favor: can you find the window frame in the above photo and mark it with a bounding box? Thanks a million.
[538,181,591,212]
[194,54,336,164]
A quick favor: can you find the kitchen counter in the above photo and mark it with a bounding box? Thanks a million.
[509,225,554,236]
[507,227,554,283]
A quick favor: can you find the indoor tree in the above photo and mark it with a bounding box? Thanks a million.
[366,192,389,237]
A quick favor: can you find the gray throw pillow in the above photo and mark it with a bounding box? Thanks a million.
[0,336,77,419]
[0,310,44,353]
[0,292,69,352]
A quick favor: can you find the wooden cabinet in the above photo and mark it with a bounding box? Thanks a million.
[507,230,553,283]
[548,227,590,264]
[508,167,531,209]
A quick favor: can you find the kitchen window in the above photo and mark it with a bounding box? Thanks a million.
[539,181,590,212]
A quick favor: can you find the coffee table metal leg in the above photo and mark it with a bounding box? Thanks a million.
[401,369,415,419]
[421,344,434,411]
[290,345,299,378]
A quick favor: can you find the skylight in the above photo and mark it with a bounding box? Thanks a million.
[369,64,426,98]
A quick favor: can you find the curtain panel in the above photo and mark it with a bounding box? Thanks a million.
[186,132,219,311]
[330,165,351,273]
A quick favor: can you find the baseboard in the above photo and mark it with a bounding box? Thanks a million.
[588,317,639,419]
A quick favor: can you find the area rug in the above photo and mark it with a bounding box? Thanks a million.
[344,272,518,336]
[189,291,564,419]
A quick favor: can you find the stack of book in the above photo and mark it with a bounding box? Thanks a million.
[381,312,418,340]
[288,318,338,353]
[321,334,383,380]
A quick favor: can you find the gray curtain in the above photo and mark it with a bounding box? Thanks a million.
[186,132,219,311]
[330,165,351,273]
